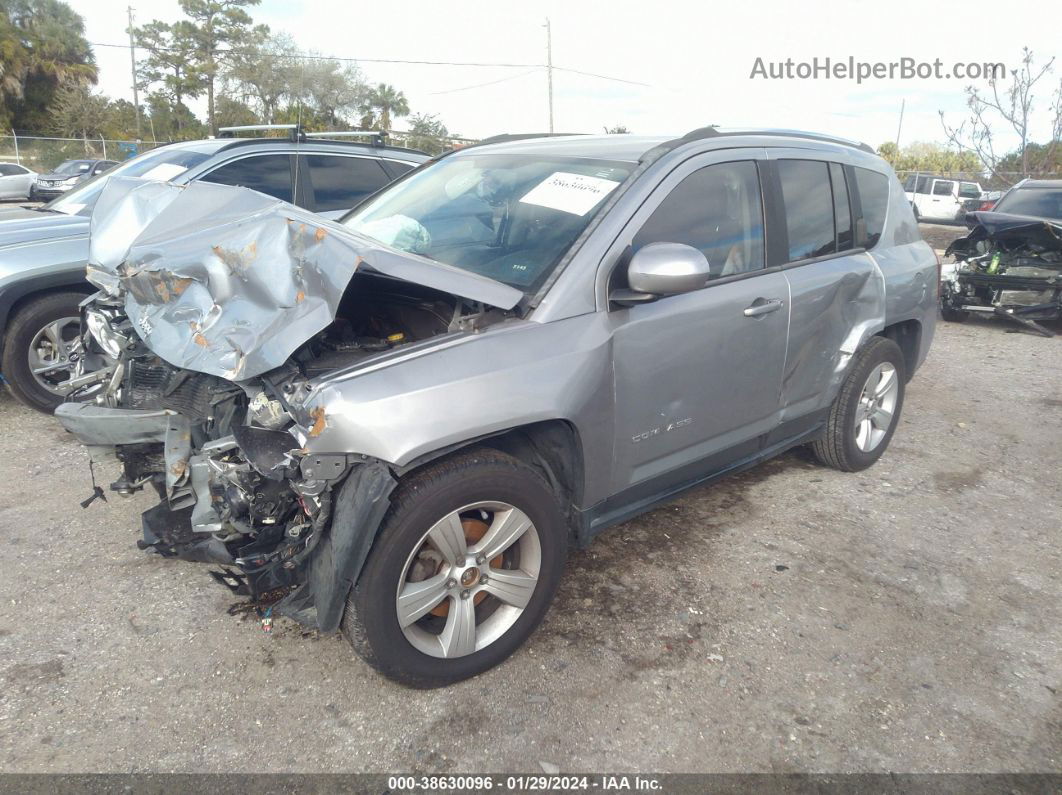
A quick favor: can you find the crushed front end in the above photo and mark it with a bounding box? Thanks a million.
[943,211,1062,337]
[56,176,519,632]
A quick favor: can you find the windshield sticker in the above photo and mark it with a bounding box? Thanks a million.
[519,171,620,216]
[139,163,190,181]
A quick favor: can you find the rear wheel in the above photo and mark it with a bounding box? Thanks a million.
[342,448,567,688]
[811,336,905,472]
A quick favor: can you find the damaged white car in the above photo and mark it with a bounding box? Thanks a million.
[57,130,937,686]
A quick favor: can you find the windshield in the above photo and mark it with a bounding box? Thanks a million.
[47,147,212,216]
[343,154,633,293]
[993,188,1062,221]
[54,160,92,176]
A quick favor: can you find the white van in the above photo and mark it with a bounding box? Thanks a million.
[903,174,982,222]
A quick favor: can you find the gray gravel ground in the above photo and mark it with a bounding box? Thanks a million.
[0,317,1059,774]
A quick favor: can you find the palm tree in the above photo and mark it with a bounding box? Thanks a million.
[364,83,409,132]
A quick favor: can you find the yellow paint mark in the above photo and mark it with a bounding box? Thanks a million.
[295,290,305,303]
[193,332,209,347]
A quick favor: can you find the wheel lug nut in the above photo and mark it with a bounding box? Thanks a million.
[446,578,457,589]
[460,589,471,600]
[479,574,489,585]
[475,554,485,564]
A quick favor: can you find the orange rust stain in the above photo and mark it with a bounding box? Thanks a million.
[307,406,327,438]
[295,290,305,303]
[193,332,209,347]
[170,460,188,478]
[314,227,327,242]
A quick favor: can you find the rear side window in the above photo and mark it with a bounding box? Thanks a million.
[200,154,293,203]
[633,160,765,278]
[830,163,853,251]
[853,167,889,248]
[959,182,981,199]
[304,155,391,212]
[778,160,835,261]
[932,180,954,196]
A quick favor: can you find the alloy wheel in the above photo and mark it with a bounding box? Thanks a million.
[395,501,542,659]
[854,362,899,452]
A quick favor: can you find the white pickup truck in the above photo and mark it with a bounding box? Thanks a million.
[903,174,983,223]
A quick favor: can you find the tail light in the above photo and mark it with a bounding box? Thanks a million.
[978,200,996,211]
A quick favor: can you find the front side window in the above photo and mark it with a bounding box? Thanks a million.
[853,167,889,248]
[778,159,835,261]
[932,180,954,196]
[54,160,91,176]
[201,154,293,203]
[344,154,633,293]
[305,155,390,211]
[633,160,764,278]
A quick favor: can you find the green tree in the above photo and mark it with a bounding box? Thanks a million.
[135,20,203,135]
[178,0,264,134]
[404,112,450,154]
[225,31,299,124]
[145,90,204,141]
[604,125,630,134]
[214,94,258,128]
[292,57,366,128]
[876,140,983,176]
[0,0,97,131]
[48,81,109,148]
[361,83,409,131]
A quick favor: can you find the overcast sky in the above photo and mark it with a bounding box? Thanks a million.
[72,0,1060,152]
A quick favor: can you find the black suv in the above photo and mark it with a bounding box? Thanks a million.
[0,131,429,412]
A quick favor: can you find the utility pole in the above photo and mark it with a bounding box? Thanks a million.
[127,6,141,140]
[894,98,905,149]
[544,18,554,133]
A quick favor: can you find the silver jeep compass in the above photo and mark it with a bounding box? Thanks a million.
[56,128,936,687]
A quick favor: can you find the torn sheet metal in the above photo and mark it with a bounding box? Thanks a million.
[87,177,522,381]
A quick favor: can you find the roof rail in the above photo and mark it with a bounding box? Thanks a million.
[217,123,303,141]
[646,126,876,158]
[305,130,387,147]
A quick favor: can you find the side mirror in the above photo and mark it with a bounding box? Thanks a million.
[612,243,711,306]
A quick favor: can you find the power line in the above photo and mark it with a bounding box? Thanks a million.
[430,69,541,95]
[87,40,649,86]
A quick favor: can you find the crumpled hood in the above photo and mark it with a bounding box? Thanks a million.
[949,211,1062,259]
[88,177,522,381]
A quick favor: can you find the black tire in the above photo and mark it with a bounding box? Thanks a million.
[1,292,86,413]
[342,447,567,688]
[810,336,906,472]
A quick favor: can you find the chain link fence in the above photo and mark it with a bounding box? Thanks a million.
[1,131,480,171]
[0,134,172,173]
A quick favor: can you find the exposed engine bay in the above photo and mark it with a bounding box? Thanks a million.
[943,211,1062,337]
[56,177,521,632]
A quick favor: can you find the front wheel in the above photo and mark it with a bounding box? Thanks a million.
[811,336,906,472]
[342,448,567,688]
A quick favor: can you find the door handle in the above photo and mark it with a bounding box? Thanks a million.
[743,298,784,318]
